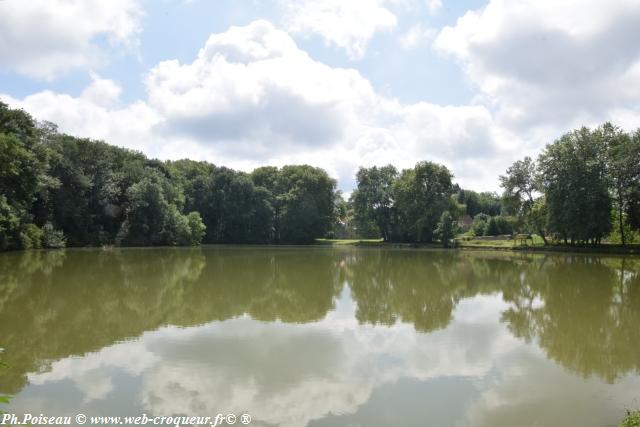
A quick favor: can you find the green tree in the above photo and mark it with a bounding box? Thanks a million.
[435,211,455,247]
[500,156,549,244]
[599,123,640,245]
[329,191,355,239]
[471,213,490,236]
[392,161,455,243]
[116,171,202,246]
[484,217,499,236]
[0,196,21,250]
[538,127,611,244]
[0,104,52,250]
[43,134,152,246]
[41,222,66,248]
[351,165,398,240]
[186,212,206,246]
[117,173,172,246]
[277,165,336,244]
[169,161,273,244]
[457,189,502,217]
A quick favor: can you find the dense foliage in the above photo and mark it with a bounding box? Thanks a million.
[619,411,640,427]
[351,124,640,246]
[351,165,397,240]
[0,102,336,249]
[3,100,640,249]
[456,189,502,217]
[503,124,640,245]
[350,161,457,244]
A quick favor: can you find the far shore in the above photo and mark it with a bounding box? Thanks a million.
[3,239,640,257]
[314,238,640,256]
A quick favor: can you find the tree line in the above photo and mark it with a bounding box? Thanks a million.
[0,102,335,250]
[2,100,640,249]
[351,123,640,246]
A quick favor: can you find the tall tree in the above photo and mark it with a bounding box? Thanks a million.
[500,157,548,245]
[171,161,273,243]
[0,103,52,250]
[277,165,336,244]
[435,211,455,248]
[392,161,454,243]
[457,189,502,217]
[599,123,640,245]
[538,127,611,244]
[351,165,398,240]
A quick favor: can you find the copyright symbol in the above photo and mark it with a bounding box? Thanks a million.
[226,414,236,424]
[76,414,87,424]
[240,414,251,424]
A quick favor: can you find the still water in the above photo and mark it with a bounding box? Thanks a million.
[1,247,639,427]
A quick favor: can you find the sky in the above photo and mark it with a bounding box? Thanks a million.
[1,0,640,193]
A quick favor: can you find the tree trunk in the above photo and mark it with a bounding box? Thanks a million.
[619,201,626,246]
[538,228,549,245]
[527,195,548,245]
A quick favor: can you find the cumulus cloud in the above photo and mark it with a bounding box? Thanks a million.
[400,24,437,50]
[145,20,371,159]
[434,0,640,137]
[425,0,442,14]
[0,0,142,79]
[81,73,123,107]
[282,0,397,59]
[5,20,514,191]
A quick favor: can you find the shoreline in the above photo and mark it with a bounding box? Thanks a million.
[317,239,640,256]
[2,240,640,257]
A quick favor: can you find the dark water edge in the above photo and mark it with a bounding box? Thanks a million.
[3,241,640,256]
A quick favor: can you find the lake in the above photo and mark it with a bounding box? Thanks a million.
[1,247,639,427]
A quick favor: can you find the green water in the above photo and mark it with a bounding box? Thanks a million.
[1,247,639,427]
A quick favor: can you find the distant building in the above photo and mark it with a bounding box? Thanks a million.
[458,214,473,231]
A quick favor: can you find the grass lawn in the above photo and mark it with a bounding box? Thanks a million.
[457,234,547,249]
[315,236,640,254]
[314,238,384,245]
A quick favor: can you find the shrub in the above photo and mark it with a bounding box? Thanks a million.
[42,222,66,248]
[20,223,43,249]
[186,212,206,246]
[484,217,500,236]
[619,411,640,427]
[471,213,490,236]
[435,211,455,248]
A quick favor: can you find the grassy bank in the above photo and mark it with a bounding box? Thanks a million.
[457,236,640,255]
[314,237,640,255]
[314,238,384,246]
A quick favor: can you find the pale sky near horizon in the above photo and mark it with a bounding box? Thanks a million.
[2,0,640,193]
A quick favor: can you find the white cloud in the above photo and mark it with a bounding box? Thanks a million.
[145,20,374,159]
[81,73,123,107]
[400,24,437,49]
[0,0,142,79]
[5,20,515,191]
[425,0,442,14]
[434,0,640,138]
[282,0,397,59]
